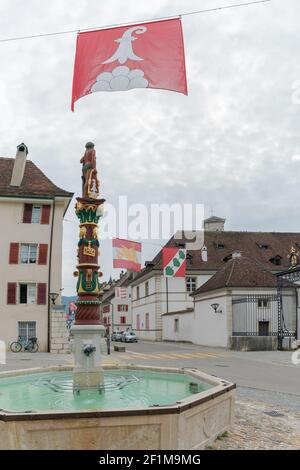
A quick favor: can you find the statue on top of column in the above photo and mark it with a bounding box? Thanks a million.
[80,142,100,199]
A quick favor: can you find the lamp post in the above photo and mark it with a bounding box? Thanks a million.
[49,292,59,305]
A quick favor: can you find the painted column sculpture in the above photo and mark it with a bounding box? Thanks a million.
[72,142,106,393]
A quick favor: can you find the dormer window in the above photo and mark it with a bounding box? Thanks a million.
[269,255,282,266]
[186,253,193,265]
[216,243,225,249]
[257,243,270,250]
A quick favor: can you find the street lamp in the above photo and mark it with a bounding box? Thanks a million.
[211,303,222,313]
[49,292,59,305]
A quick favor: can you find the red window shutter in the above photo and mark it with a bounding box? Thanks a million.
[23,204,33,223]
[41,205,51,225]
[126,305,128,312]
[7,283,17,305]
[37,283,47,305]
[38,244,48,265]
[9,243,19,264]
[118,304,120,312]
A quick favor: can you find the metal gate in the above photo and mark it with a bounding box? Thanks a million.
[276,267,299,349]
[232,294,279,337]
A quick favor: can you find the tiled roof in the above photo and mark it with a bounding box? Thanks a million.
[0,157,73,198]
[132,230,300,284]
[191,255,294,295]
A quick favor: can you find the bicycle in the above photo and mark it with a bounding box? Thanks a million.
[10,336,39,353]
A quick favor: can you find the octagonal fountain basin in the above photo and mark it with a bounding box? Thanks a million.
[0,365,235,450]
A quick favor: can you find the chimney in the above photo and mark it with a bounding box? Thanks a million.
[10,143,28,187]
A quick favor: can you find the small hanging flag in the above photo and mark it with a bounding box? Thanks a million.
[113,238,142,272]
[115,287,129,299]
[162,247,186,277]
[71,18,187,111]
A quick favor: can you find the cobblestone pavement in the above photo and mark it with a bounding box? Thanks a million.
[211,398,300,450]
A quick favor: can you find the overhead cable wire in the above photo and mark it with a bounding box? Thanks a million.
[0,0,272,43]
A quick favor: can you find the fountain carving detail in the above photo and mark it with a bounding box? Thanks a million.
[71,142,106,393]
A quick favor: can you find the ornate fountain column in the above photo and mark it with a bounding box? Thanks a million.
[71,142,106,393]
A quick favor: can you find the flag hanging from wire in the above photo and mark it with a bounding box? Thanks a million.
[71,18,187,111]
[113,238,142,272]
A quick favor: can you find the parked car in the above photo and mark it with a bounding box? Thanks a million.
[121,332,138,343]
[111,331,124,341]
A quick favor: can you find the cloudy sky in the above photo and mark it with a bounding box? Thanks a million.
[0,0,299,295]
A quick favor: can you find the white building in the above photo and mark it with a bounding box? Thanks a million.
[163,254,298,350]
[131,223,300,347]
[101,271,133,332]
[0,144,73,351]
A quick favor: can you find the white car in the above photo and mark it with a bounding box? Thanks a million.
[121,332,138,343]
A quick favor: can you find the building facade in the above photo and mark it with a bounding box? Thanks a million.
[101,271,132,333]
[163,254,299,350]
[0,144,73,351]
[130,223,300,346]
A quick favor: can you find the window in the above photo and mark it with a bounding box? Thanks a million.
[145,313,149,330]
[258,298,269,308]
[18,321,36,341]
[31,206,41,224]
[174,318,179,332]
[269,255,282,266]
[118,304,128,312]
[136,286,140,299]
[120,316,126,324]
[258,321,269,336]
[186,253,193,265]
[136,314,140,330]
[186,277,197,292]
[20,244,38,264]
[216,243,225,249]
[23,204,51,224]
[145,281,149,297]
[257,243,270,250]
[19,283,36,304]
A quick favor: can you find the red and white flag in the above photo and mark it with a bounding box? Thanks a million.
[115,287,129,299]
[113,238,142,272]
[71,18,187,111]
[162,247,186,277]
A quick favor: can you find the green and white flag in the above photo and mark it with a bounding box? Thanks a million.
[162,247,186,277]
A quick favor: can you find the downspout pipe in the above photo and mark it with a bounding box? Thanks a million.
[47,197,55,352]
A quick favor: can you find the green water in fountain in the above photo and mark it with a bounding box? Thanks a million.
[0,370,212,412]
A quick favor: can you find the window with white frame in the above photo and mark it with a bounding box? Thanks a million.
[136,286,140,299]
[20,244,38,264]
[31,206,41,224]
[186,277,197,292]
[19,283,36,304]
[18,321,36,341]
